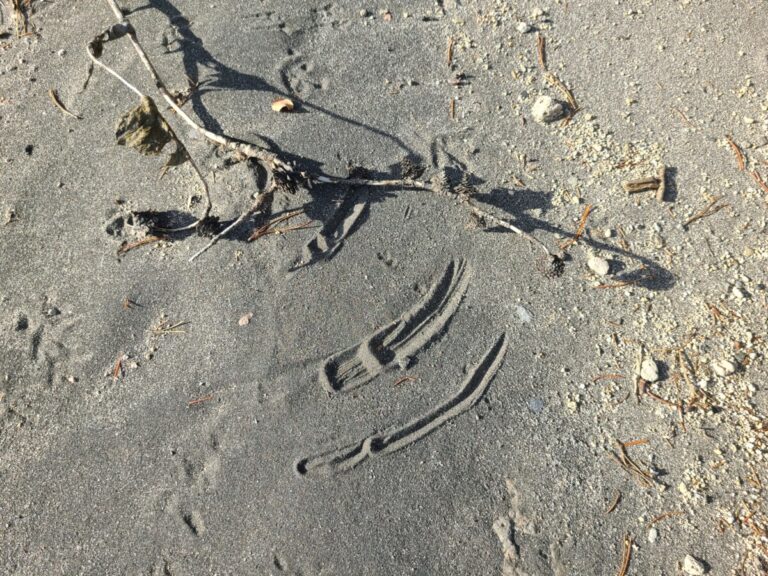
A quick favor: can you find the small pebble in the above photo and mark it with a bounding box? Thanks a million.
[640,358,659,382]
[587,256,611,276]
[647,527,658,543]
[531,95,566,123]
[683,554,707,575]
[712,358,737,377]
[516,21,532,33]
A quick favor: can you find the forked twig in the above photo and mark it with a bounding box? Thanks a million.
[92,0,564,269]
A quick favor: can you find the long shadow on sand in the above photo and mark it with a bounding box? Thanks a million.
[117,2,674,290]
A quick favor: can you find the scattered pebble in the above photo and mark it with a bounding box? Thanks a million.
[640,358,659,382]
[683,554,707,575]
[516,22,532,33]
[712,358,737,377]
[530,95,566,124]
[647,527,658,543]
[587,256,611,276]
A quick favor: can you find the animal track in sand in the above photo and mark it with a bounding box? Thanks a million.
[319,258,471,395]
[290,189,369,270]
[297,332,508,476]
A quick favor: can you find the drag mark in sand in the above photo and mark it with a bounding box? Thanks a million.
[290,189,369,270]
[319,258,471,395]
[296,332,508,476]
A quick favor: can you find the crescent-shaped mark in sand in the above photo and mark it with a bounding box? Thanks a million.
[296,332,508,477]
[319,258,471,395]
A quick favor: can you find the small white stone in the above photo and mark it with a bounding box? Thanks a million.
[603,228,615,238]
[516,21,532,33]
[587,256,610,276]
[683,554,707,575]
[640,358,659,382]
[647,527,658,543]
[531,95,565,123]
[712,359,737,377]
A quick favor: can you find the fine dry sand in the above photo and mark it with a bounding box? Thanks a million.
[1,1,767,574]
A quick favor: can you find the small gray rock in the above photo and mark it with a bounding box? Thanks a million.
[587,256,611,276]
[531,95,566,123]
[516,21,532,33]
[640,358,659,382]
[683,554,707,575]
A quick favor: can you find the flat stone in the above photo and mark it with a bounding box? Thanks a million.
[683,554,707,575]
[587,256,611,276]
[531,95,566,123]
[640,358,659,382]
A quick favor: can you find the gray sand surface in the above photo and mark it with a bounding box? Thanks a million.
[1,1,767,574]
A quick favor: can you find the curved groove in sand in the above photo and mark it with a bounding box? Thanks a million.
[319,258,471,395]
[296,332,508,476]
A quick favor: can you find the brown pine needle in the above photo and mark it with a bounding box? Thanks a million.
[560,203,592,250]
[750,169,768,195]
[683,197,727,228]
[394,375,417,387]
[608,439,655,488]
[446,36,454,67]
[117,234,165,255]
[547,72,579,113]
[449,97,456,120]
[48,89,82,120]
[648,510,684,526]
[605,490,622,514]
[726,135,746,171]
[112,353,125,383]
[187,393,214,406]
[593,373,625,383]
[622,438,649,448]
[248,209,314,241]
[616,534,633,576]
[536,33,547,71]
[152,320,189,335]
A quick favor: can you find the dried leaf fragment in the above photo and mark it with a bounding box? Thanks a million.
[116,96,174,155]
[271,98,295,113]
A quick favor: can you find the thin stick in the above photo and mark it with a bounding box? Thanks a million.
[117,234,165,255]
[648,510,684,526]
[605,490,622,514]
[726,135,746,171]
[683,197,727,228]
[536,33,547,71]
[394,375,417,387]
[750,169,768,195]
[48,89,82,119]
[560,203,592,250]
[616,534,633,576]
[446,36,454,67]
[593,373,625,383]
[187,394,214,406]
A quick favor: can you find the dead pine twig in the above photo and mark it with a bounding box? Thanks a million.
[750,169,768,196]
[247,209,309,241]
[187,393,214,406]
[536,33,547,71]
[683,196,728,229]
[726,135,746,172]
[605,490,622,514]
[560,203,592,251]
[117,234,165,256]
[608,439,656,488]
[112,352,126,383]
[151,319,189,335]
[615,534,633,576]
[446,36,454,67]
[394,375,417,387]
[89,0,566,271]
[648,510,684,527]
[48,89,82,120]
